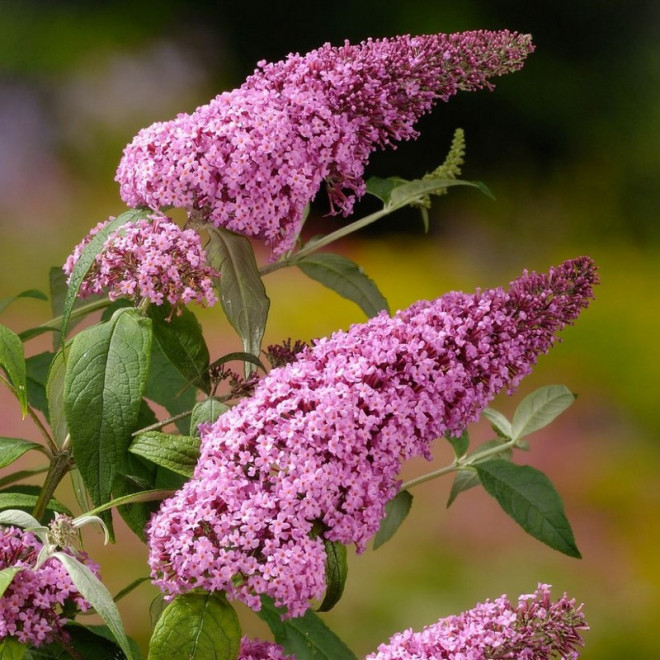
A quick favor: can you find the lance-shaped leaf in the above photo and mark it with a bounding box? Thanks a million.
[0,494,72,518]
[482,407,513,439]
[0,437,46,469]
[25,352,53,419]
[64,308,152,512]
[447,469,481,508]
[0,509,44,530]
[148,592,241,660]
[144,339,197,435]
[0,324,27,417]
[46,349,69,447]
[296,253,389,318]
[259,597,357,660]
[148,304,211,394]
[373,489,413,550]
[511,385,576,441]
[60,208,150,344]
[318,540,347,612]
[129,432,200,478]
[0,289,47,316]
[205,226,270,373]
[52,552,134,660]
[475,459,581,558]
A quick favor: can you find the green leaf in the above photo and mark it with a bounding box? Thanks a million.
[258,597,357,660]
[130,432,200,478]
[53,552,134,660]
[373,490,413,549]
[475,460,581,558]
[205,226,270,375]
[0,437,46,469]
[318,540,347,612]
[190,398,230,436]
[446,429,469,458]
[49,267,105,350]
[389,178,493,207]
[25,351,53,418]
[45,349,69,446]
[0,290,47,316]
[0,566,25,598]
[511,385,576,441]
[446,468,480,507]
[148,304,211,394]
[0,324,28,416]
[144,340,197,434]
[365,175,408,204]
[297,253,389,318]
[0,494,71,518]
[60,208,150,344]
[0,508,43,530]
[482,407,512,439]
[148,592,241,660]
[0,637,27,660]
[64,308,152,516]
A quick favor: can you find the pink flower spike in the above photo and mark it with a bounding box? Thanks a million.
[116,31,534,259]
[147,257,597,619]
[366,583,589,659]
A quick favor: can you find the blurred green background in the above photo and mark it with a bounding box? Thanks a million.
[1,0,658,657]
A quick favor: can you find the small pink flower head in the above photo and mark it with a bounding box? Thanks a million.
[147,258,596,619]
[116,31,533,259]
[366,583,589,659]
[0,526,100,647]
[63,213,218,310]
[238,637,293,659]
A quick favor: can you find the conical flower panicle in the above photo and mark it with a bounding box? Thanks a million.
[147,257,597,618]
[116,31,533,258]
[366,583,588,659]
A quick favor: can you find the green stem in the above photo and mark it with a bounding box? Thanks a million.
[259,201,407,276]
[132,409,193,436]
[19,298,112,342]
[401,436,517,491]
[31,437,73,523]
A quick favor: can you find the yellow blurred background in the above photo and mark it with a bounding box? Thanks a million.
[1,1,659,657]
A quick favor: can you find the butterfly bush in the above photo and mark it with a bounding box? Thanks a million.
[116,30,534,259]
[63,213,218,309]
[147,257,597,618]
[367,583,588,659]
[0,526,99,647]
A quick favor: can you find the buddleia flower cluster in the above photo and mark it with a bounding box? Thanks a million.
[147,257,597,618]
[0,526,99,647]
[63,213,218,310]
[116,30,534,259]
[367,583,588,659]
